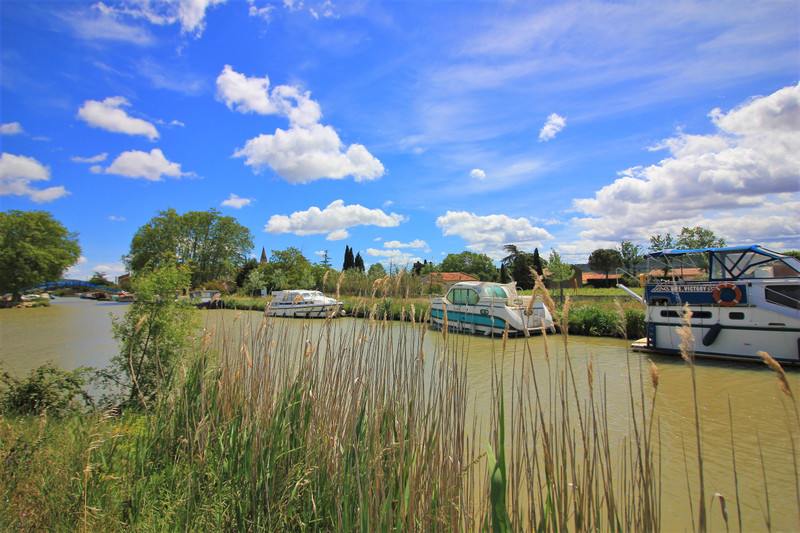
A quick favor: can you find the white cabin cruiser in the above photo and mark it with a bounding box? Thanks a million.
[430,281,554,336]
[632,245,800,364]
[267,290,343,318]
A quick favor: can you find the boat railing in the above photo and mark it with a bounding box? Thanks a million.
[616,283,644,304]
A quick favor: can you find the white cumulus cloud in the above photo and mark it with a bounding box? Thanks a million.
[538,113,566,141]
[436,211,553,260]
[383,239,428,249]
[105,149,188,181]
[77,97,159,140]
[0,153,69,203]
[71,153,108,163]
[221,193,253,209]
[265,199,405,240]
[1,122,24,135]
[219,66,384,184]
[470,168,486,180]
[234,124,384,183]
[573,83,800,248]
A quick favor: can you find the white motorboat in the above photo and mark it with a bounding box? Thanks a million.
[630,245,800,364]
[267,290,343,318]
[429,281,554,336]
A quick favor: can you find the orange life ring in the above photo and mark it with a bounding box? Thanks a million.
[712,283,741,306]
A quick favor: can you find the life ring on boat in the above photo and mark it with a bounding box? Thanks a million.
[712,283,741,307]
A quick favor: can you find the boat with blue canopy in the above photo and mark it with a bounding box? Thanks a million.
[630,245,800,363]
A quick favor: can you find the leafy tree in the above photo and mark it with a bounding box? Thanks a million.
[0,210,81,302]
[260,247,314,289]
[126,208,253,287]
[675,226,726,250]
[89,271,113,287]
[547,249,574,303]
[243,269,267,295]
[588,248,623,285]
[106,265,198,409]
[236,257,259,288]
[648,233,674,252]
[618,241,644,275]
[354,252,365,272]
[368,262,387,278]
[502,244,536,289]
[676,226,726,271]
[439,251,498,281]
[784,251,800,259]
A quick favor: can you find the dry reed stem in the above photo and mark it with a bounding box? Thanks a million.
[649,360,659,391]
[758,351,793,399]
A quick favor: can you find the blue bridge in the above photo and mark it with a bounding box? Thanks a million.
[27,279,124,293]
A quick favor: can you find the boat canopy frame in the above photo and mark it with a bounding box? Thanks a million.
[643,245,800,282]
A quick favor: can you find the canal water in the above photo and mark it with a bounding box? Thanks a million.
[1,298,798,531]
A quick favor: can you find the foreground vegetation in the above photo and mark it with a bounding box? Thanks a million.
[2,270,798,531]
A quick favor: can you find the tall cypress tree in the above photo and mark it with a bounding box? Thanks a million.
[354,252,365,272]
[343,245,355,270]
[533,248,543,277]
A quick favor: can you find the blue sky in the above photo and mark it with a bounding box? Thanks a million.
[2,0,798,280]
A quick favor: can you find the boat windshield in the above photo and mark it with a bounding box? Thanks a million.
[482,285,508,299]
[710,250,800,281]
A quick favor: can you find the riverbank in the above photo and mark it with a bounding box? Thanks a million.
[222,290,648,339]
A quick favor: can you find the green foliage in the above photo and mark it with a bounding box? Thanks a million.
[0,363,93,416]
[618,240,644,274]
[106,265,199,409]
[440,250,498,281]
[368,262,387,278]
[126,208,253,287]
[0,210,81,301]
[243,268,267,295]
[235,257,259,288]
[566,306,622,337]
[260,247,316,290]
[676,226,726,250]
[587,248,623,281]
[502,244,535,289]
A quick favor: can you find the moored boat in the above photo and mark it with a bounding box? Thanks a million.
[631,245,800,364]
[267,290,343,318]
[188,290,226,309]
[429,281,554,336]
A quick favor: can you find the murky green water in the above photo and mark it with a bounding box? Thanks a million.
[2,299,798,531]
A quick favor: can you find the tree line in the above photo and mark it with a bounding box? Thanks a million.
[4,207,797,302]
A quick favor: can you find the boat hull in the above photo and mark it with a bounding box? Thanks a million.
[633,303,800,364]
[266,302,342,319]
[429,304,552,336]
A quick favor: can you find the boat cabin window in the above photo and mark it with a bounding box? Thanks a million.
[729,311,745,320]
[660,310,711,319]
[485,286,507,299]
[764,285,800,310]
[710,250,800,281]
[449,288,478,305]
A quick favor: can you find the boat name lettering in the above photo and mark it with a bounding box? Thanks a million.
[652,283,718,293]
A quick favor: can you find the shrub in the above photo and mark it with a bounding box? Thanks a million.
[567,306,621,337]
[0,363,93,416]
